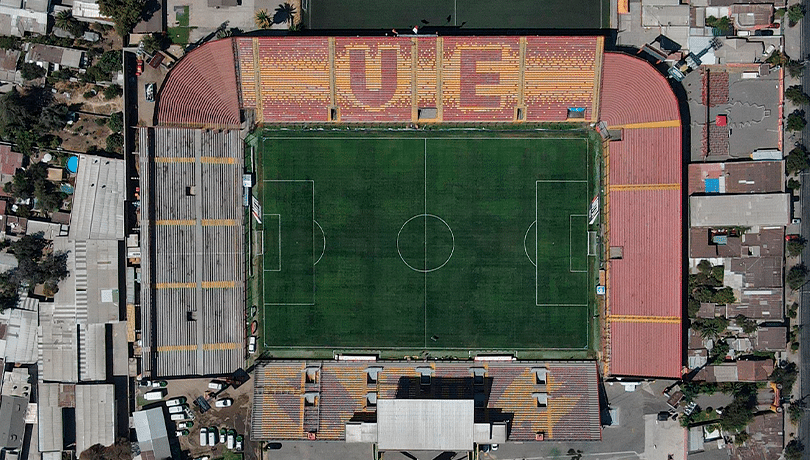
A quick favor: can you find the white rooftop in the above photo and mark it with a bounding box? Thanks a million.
[377,399,474,451]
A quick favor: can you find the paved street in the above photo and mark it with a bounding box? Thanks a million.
[798,9,810,458]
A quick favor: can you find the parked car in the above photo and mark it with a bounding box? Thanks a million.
[235,435,243,451]
[168,405,186,414]
[136,58,144,76]
[208,381,223,391]
[220,428,227,444]
[248,336,257,354]
[208,426,217,446]
[176,429,189,437]
[215,398,233,408]
[200,427,208,446]
[169,413,187,421]
[177,421,194,429]
[226,430,235,449]
[166,397,187,407]
[145,83,155,102]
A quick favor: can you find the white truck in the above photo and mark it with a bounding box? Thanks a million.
[144,390,166,401]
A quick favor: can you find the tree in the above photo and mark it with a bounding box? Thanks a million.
[80,439,131,460]
[141,33,164,54]
[788,3,806,24]
[789,178,802,190]
[0,36,21,50]
[766,50,789,66]
[6,235,69,294]
[710,338,730,364]
[103,84,122,99]
[705,15,733,34]
[255,9,271,29]
[54,10,86,37]
[107,111,123,133]
[787,264,808,290]
[786,85,810,105]
[38,103,69,131]
[19,62,45,81]
[734,314,758,334]
[788,60,806,78]
[712,287,736,305]
[692,316,730,339]
[787,145,810,174]
[789,403,804,423]
[106,132,124,154]
[788,237,807,257]
[273,2,296,26]
[785,440,804,460]
[97,0,146,36]
[718,396,754,432]
[788,110,808,131]
[771,361,799,393]
[697,259,712,274]
[4,162,66,213]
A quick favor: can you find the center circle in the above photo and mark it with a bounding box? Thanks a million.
[397,214,455,273]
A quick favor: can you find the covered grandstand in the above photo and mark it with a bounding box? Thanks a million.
[251,360,602,442]
[139,127,245,376]
[599,54,683,379]
[148,36,684,381]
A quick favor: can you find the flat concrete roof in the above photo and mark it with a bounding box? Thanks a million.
[689,194,790,227]
[377,399,474,451]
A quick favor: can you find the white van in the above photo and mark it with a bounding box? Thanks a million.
[248,336,257,354]
[208,381,223,391]
[200,427,208,446]
[170,413,187,421]
[168,405,185,414]
[144,390,165,401]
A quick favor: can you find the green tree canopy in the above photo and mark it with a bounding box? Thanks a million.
[98,0,146,36]
[787,264,808,290]
[787,145,810,174]
[786,85,810,105]
[788,110,808,131]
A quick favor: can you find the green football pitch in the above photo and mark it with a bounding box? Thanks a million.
[304,0,610,30]
[255,133,597,352]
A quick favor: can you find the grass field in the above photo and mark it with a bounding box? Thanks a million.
[304,0,610,30]
[255,132,597,353]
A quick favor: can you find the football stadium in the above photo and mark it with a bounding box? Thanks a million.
[140,32,682,445]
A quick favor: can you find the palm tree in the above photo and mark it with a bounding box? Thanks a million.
[254,9,271,29]
[273,2,296,26]
[54,10,73,31]
[54,10,85,36]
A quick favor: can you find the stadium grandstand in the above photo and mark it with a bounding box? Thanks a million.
[251,360,601,444]
[146,34,683,385]
[138,127,245,377]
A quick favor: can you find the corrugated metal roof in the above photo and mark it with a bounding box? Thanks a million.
[140,128,244,377]
[75,384,115,455]
[133,408,172,460]
[79,324,106,381]
[1,308,37,364]
[377,399,474,451]
[601,53,683,379]
[39,302,78,383]
[37,383,63,453]
[68,155,125,240]
[0,395,26,449]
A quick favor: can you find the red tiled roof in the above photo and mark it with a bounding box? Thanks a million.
[600,53,683,379]
[0,145,23,176]
[156,39,241,127]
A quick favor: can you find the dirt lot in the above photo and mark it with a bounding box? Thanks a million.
[52,81,122,152]
[138,377,256,460]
